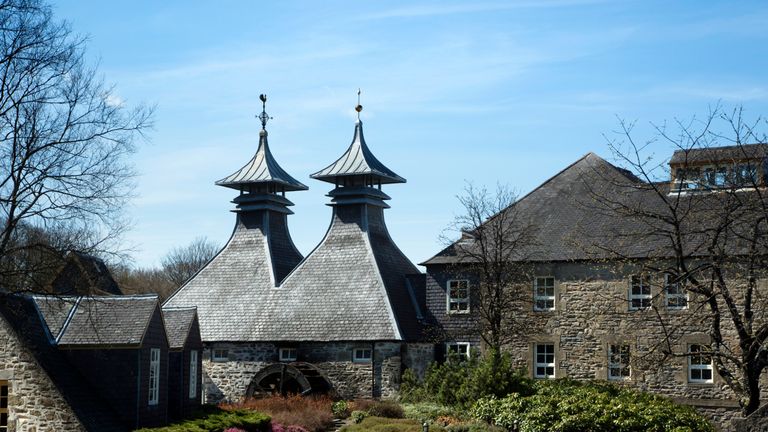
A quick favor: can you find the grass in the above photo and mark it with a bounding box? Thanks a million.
[340,416,447,432]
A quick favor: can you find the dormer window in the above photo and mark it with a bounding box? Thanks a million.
[672,161,761,191]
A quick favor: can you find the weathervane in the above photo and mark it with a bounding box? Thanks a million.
[257,94,272,130]
[355,88,363,120]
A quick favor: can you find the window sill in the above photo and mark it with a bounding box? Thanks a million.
[446,310,471,315]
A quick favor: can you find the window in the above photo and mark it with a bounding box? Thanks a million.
[534,344,555,379]
[704,166,728,188]
[629,275,651,310]
[279,347,297,362]
[665,274,688,309]
[0,381,7,432]
[353,348,372,363]
[688,344,713,383]
[189,350,198,399]
[736,163,758,186]
[212,348,228,362]
[445,342,471,359]
[447,280,470,313]
[608,344,631,380]
[533,277,555,311]
[148,348,160,405]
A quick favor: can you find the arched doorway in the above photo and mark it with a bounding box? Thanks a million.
[245,362,334,398]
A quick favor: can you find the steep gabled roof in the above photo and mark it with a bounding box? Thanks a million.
[311,120,406,184]
[216,131,308,191]
[422,152,661,265]
[33,294,160,347]
[50,251,122,296]
[162,307,198,350]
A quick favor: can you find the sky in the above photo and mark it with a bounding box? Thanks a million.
[49,0,768,269]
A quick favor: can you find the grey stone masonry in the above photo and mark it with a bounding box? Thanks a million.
[0,314,84,432]
[201,341,407,402]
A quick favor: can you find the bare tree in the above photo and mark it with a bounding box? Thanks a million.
[441,183,539,354]
[160,236,219,288]
[0,0,152,292]
[583,105,768,415]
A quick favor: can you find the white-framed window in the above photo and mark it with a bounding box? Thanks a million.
[608,344,631,380]
[353,348,372,363]
[688,344,713,384]
[445,342,471,359]
[665,274,688,310]
[212,348,228,362]
[533,276,555,311]
[148,348,160,406]
[534,343,555,379]
[629,275,651,310]
[447,280,470,313]
[279,347,297,362]
[189,350,198,399]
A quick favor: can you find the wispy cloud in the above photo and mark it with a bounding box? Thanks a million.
[358,0,610,20]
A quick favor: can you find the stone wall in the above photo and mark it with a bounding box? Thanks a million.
[403,343,435,380]
[0,316,84,432]
[426,261,767,431]
[202,341,407,402]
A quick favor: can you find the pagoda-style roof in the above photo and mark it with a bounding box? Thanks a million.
[216,130,308,191]
[311,120,406,184]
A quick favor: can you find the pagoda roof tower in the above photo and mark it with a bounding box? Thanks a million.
[164,95,306,341]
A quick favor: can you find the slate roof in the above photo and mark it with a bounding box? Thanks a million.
[670,143,768,165]
[0,295,126,431]
[163,211,304,341]
[50,251,122,295]
[424,151,768,266]
[311,120,406,184]
[216,130,308,191]
[162,307,197,350]
[32,294,160,347]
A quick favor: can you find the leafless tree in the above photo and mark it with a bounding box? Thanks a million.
[0,0,152,292]
[161,236,219,288]
[583,105,768,415]
[112,265,175,301]
[441,183,539,354]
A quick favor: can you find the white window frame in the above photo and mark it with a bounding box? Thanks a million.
[607,344,631,381]
[353,348,372,363]
[688,344,714,384]
[534,343,555,379]
[279,347,297,362]
[148,348,160,406]
[212,348,228,362]
[533,276,555,311]
[189,350,198,399]
[664,274,688,310]
[446,279,470,314]
[445,342,471,359]
[629,275,652,310]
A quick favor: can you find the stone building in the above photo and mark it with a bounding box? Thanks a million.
[0,292,202,431]
[164,98,431,402]
[422,147,768,430]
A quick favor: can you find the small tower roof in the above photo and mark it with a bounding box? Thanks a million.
[311,119,405,184]
[312,92,405,185]
[216,95,308,191]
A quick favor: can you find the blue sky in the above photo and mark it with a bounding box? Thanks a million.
[51,0,768,269]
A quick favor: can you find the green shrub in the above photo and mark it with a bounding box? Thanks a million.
[402,402,461,421]
[402,350,533,409]
[350,410,367,424]
[471,380,715,432]
[332,400,350,418]
[135,407,271,432]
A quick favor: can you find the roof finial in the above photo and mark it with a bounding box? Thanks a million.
[355,88,363,121]
[257,94,272,131]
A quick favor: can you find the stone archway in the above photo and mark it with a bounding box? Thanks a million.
[245,362,334,398]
